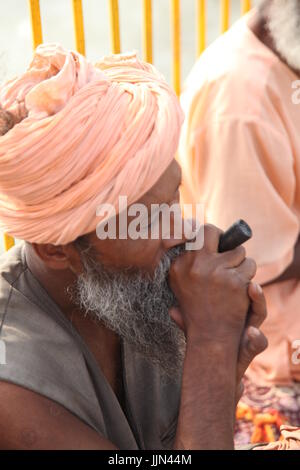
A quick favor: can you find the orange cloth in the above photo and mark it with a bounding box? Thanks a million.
[0,44,183,245]
[236,403,288,444]
[178,12,300,386]
[254,426,300,450]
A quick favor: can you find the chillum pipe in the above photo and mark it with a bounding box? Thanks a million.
[169,220,252,308]
[218,220,252,253]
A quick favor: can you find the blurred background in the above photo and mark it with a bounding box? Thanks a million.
[0,0,244,84]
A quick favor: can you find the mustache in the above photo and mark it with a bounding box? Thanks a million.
[77,241,186,282]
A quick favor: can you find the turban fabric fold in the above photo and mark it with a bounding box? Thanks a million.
[0,44,184,245]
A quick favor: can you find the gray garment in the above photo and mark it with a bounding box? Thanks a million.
[0,243,181,450]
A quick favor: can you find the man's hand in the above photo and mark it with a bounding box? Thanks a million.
[169,224,256,348]
[236,282,268,403]
[170,281,268,403]
[170,280,268,404]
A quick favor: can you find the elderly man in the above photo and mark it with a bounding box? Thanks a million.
[178,0,300,446]
[0,44,268,450]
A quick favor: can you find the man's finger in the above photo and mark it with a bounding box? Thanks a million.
[218,245,246,268]
[203,224,223,253]
[237,326,268,385]
[247,282,267,328]
[235,257,257,281]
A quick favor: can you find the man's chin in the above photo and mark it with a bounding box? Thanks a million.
[71,242,186,379]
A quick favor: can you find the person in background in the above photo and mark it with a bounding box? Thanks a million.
[178,0,300,446]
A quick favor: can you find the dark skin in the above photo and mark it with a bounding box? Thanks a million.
[248,2,300,286]
[0,160,267,449]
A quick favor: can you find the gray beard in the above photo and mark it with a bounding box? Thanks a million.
[67,244,186,380]
[259,0,300,72]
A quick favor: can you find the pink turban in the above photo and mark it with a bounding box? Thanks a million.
[0,44,184,245]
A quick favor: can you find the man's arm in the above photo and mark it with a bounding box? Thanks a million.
[0,381,118,450]
[169,225,264,450]
[174,341,237,450]
[170,279,267,450]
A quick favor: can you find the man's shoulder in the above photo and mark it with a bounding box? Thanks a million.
[0,245,105,436]
[187,14,277,87]
[0,243,29,329]
[0,243,52,328]
[0,244,84,372]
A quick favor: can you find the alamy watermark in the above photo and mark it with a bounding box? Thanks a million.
[96,197,205,250]
[292,80,300,105]
[292,340,300,365]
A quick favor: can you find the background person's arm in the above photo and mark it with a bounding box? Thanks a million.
[263,236,300,286]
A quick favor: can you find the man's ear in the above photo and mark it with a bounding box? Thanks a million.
[31,242,83,273]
